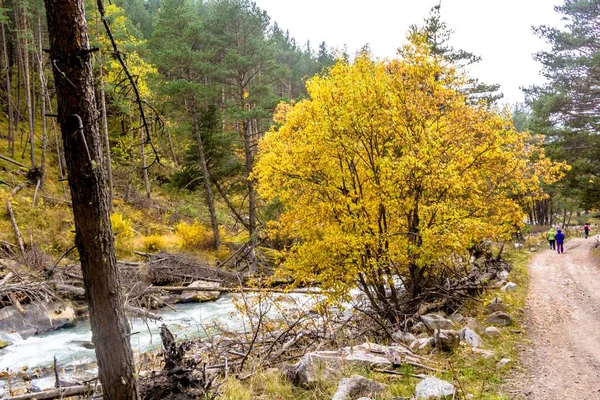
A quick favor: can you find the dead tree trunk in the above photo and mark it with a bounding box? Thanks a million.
[17,4,35,169]
[37,15,47,187]
[1,4,14,157]
[98,51,113,210]
[43,1,138,399]
[139,116,151,199]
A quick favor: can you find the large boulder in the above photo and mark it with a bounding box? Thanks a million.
[285,342,412,388]
[176,280,221,303]
[459,327,484,348]
[485,311,513,327]
[415,376,456,399]
[420,314,455,332]
[331,375,387,400]
[0,301,76,338]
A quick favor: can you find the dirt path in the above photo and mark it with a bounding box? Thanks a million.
[513,237,600,399]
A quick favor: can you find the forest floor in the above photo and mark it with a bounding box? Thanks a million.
[511,237,600,399]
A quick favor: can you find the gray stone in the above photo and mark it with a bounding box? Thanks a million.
[496,358,511,368]
[472,348,495,359]
[415,376,456,399]
[0,301,76,338]
[459,327,484,348]
[485,311,513,327]
[449,313,464,323]
[501,282,517,292]
[288,342,413,387]
[484,327,502,338]
[177,280,221,303]
[331,375,387,400]
[410,337,434,352]
[463,318,485,334]
[420,313,455,332]
[497,270,510,281]
[485,297,506,314]
[529,247,538,252]
[392,331,416,345]
[411,322,426,334]
[433,330,460,351]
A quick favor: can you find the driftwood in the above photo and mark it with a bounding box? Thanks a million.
[2,385,94,400]
[6,199,25,257]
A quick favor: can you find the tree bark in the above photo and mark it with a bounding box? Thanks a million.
[17,3,35,168]
[43,1,138,399]
[1,5,14,157]
[242,118,257,272]
[139,116,151,199]
[191,101,220,249]
[37,15,47,187]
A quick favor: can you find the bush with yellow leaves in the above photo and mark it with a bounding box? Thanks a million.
[175,221,214,250]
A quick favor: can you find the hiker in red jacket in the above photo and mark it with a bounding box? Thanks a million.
[584,223,590,239]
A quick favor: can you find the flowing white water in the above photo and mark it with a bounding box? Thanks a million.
[0,292,320,393]
[0,296,239,392]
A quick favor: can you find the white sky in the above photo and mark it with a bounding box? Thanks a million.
[253,0,564,106]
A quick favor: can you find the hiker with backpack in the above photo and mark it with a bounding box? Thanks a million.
[584,223,590,239]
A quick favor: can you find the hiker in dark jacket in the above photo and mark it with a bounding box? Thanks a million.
[555,229,565,254]
[584,223,590,239]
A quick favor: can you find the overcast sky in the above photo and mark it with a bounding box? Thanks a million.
[252,0,564,106]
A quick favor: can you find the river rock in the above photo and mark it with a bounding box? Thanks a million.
[0,301,76,338]
[484,327,502,338]
[485,297,506,314]
[415,376,456,399]
[331,375,387,400]
[420,313,455,332]
[485,311,512,326]
[501,282,517,292]
[459,327,483,348]
[176,280,221,303]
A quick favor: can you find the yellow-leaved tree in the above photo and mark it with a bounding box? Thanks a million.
[254,36,566,321]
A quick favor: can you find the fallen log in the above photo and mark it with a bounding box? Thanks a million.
[3,385,94,400]
[6,199,26,257]
[153,285,323,295]
[125,304,162,321]
[0,154,28,170]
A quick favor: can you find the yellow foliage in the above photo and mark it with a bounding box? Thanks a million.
[175,221,214,250]
[254,36,567,302]
[140,235,166,253]
[111,212,134,256]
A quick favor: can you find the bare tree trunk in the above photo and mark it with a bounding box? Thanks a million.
[139,117,150,199]
[1,5,14,157]
[191,101,220,249]
[43,1,138,399]
[166,127,178,167]
[37,15,47,187]
[98,52,113,210]
[17,4,35,169]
